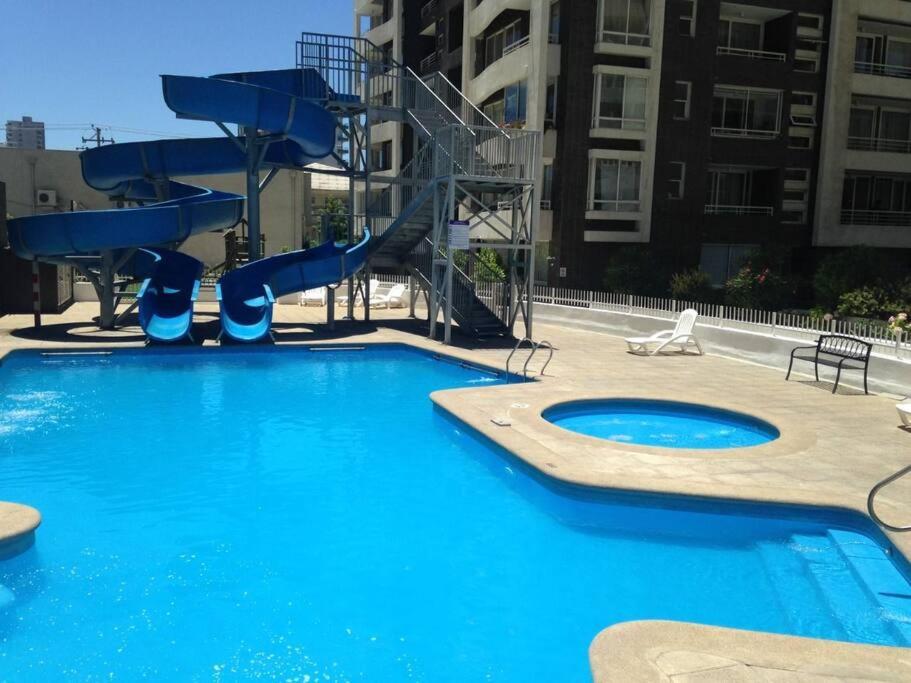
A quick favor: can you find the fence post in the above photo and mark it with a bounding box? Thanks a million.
[829,318,836,334]
[588,288,593,309]
[719,306,725,328]
[627,293,633,314]
[771,311,777,337]
[551,286,556,305]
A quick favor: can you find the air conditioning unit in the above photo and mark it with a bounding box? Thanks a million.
[36,189,57,207]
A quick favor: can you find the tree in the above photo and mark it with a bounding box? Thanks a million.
[317,196,350,242]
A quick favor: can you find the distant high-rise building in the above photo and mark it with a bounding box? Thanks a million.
[5,116,46,150]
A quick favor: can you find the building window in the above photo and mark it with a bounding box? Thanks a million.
[842,172,911,225]
[598,0,650,46]
[483,99,505,125]
[545,79,558,126]
[787,128,814,149]
[784,168,810,183]
[700,244,758,286]
[673,81,691,120]
[504,81,527,125]
[589,157,642,212]
[848,97,911,153]
[795,39,823,73]
[679,0,696,37]
[549,2,560,43]
[711,86,782,138]
[705,167,774,214]
[783,167,810,225]
[593,72,647,130]
[855,24,911,79]
[478,19,528,74]
[541,164,554,209]
[718,18,761,52]
[668,162,685,199]
[789,91,817,126]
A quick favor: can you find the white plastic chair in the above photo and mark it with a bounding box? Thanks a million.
[370,283,407,309]
[625,308,704,356]
[299,287,327,306]
[897,401,911,428]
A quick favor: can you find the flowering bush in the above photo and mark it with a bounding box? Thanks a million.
[724,265,793,311]
[889,312,910,337]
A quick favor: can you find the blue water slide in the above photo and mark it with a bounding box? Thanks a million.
[137,249,204,343]
[216,231,371,343]
[5,68,343,339]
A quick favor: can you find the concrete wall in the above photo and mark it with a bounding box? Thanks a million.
[534,302,911,397]
[0,147,308,266]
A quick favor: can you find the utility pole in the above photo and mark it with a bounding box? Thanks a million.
[77,124,115,150]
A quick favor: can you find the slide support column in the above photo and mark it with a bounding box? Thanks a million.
[244,127,262,261]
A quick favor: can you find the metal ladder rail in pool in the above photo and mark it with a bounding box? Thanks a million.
[506,338,555,383]
[867,463,911,532]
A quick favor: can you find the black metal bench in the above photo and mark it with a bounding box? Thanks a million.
[786,334,872,394]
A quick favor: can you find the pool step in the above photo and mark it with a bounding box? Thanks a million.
[790,533,904,645]
[825,529,911,645]
[756,541,843,639]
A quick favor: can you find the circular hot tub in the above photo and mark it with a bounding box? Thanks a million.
[542,399,780,449]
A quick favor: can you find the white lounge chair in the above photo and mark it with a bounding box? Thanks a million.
[897,401,911,428]
[336,279,379,306]
[299,287,327,306]
[370,283,407,309]
[625,308,704,356]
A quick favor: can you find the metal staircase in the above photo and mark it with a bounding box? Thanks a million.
[296,33,540,343]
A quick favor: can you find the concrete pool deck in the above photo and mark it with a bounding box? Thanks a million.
[1,301,909,681]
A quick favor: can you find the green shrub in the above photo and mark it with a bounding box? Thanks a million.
[602,246,669,297]
[812,246,904,311]
[669,269,714,302]
[724,265,794,311]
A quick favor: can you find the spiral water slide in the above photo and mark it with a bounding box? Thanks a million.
[6,69,367,342]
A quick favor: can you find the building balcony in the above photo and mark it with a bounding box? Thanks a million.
[469,0,531,38]
[704,204,774,216]
[715,46,785,62]
[854,61,911,80]
[840,209,911,226]
[847,136,911,154]
[420,0,440,30]
[355,0,384,16]
[589,200,641,213]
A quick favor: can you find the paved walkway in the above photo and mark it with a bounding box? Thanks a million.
[1,301,910,681]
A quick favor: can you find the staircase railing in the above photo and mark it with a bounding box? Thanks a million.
[366,139,437,240]
[868,464,911,532]
[422,71,507,135]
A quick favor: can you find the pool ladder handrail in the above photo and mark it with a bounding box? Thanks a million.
[506,338,555,383]
[867,463,911,533]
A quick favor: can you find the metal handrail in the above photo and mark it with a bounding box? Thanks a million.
[506,338,536,383]
[867,464,911,532]
[535,340,554,376]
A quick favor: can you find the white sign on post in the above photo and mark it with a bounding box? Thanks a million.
[448,220,470,250]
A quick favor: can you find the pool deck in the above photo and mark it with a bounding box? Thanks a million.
[1,301,910,681]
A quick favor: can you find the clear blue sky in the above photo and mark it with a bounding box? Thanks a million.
[2,1,351,150]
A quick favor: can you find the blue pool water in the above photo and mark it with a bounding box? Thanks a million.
[544,399,780,449]
[0,346,908,681]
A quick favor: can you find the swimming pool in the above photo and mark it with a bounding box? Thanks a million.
[0,345,907,681]
[543,399,780,449]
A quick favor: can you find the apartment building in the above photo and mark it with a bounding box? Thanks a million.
[356,0,907,290]
[817,0,911,250]
[5,116,46,150]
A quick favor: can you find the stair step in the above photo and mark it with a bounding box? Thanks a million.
[791,533,903,645]
[826,529,911,645]
[755,540,844,640]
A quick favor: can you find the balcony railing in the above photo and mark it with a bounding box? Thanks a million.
[854,60,911,80]
[841,209,911,226]
[716,46,786,62]
[503,35,530,56]
[598,30,650,47]
[847,136,911,154]
[593,116,646,131]
[704,204,774,216]
[591,200,641,212]
[419,51,440,74]
[711,126,779,140]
